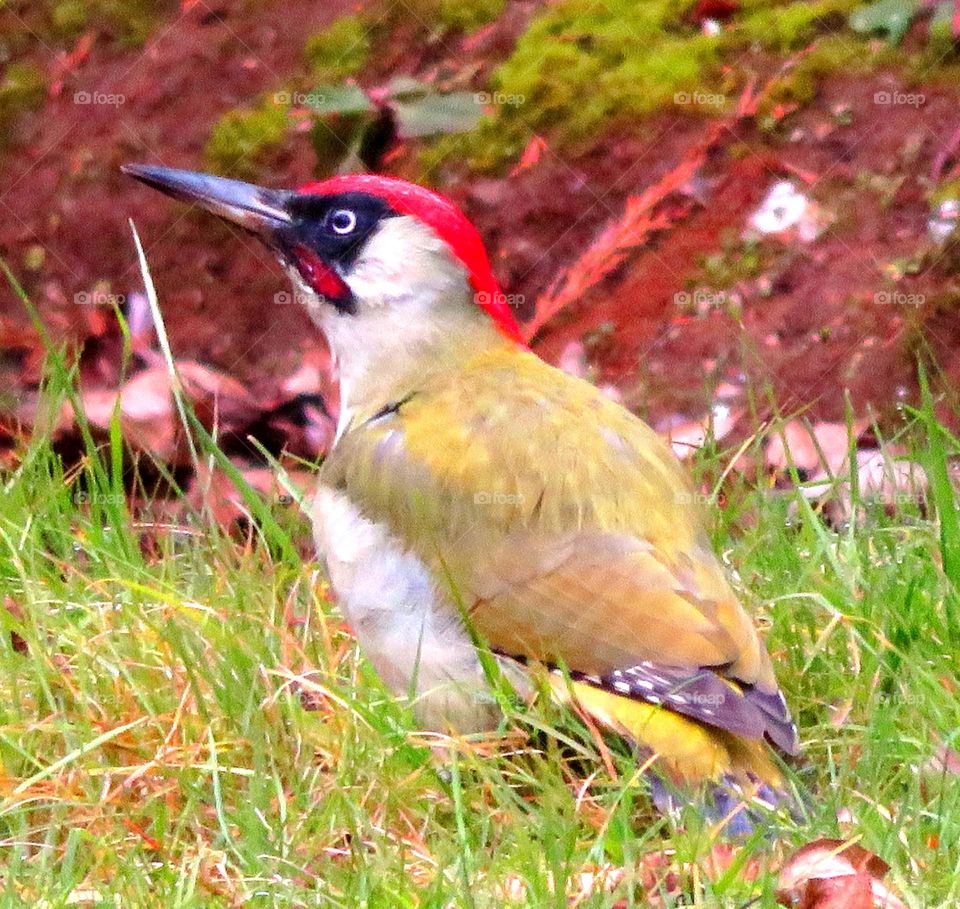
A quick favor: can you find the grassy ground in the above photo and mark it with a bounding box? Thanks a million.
[2,347,960,906]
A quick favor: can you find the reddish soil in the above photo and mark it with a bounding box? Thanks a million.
[3,1,960,446]
[519,74,953,425]
[0,0,357,399]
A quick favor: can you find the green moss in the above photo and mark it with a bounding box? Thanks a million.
[696,235,768,289]
[304,15,372,81]
[757,34,892,119]
[434,0,506,32]
[203,97,290,180]
[494,0,716,138]
[47,0,170,47]
[0,62,45,140]
[50,1,89,34]
[928,5,959,61]
[733,0,861,50]
[417,0,918,175]
[931,177,960,206]
[855,170,907,209]
[420,0,723,171]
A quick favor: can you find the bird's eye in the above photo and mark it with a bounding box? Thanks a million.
[329,209,357,235]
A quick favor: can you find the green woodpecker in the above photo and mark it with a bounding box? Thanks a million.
[123,164,798,804]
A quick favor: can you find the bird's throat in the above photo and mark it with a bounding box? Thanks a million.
[322,302,515,439]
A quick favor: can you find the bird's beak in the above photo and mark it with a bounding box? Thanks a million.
[121,164,294,241]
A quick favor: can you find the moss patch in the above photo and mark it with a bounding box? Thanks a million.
[733,0,862,51]
[420,0,724,172]
[0,62,45,141]
[304,15,372,82]
[417,0,911,175]
[698,236,768,289]
[489,0,717,144]
[47,0,172,47]
[756,34,895,120]
[434,0,506,32]
[930,177,960,206]
[203,96,290,180]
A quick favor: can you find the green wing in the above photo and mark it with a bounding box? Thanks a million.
[320,346,776,692]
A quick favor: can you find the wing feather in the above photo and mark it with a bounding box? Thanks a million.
[320,347,792,746]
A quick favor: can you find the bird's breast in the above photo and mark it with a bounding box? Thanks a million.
[310,484,501,732]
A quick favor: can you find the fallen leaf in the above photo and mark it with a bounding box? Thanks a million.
[3,596,27,654]
[81,362,260,464]
[777,838,907,909]
[801,448,926,526]
[925,743,960,776]
[187,463,313,533]
[849,0,919,44]
[798,873,875,909]
[662,405,742,460]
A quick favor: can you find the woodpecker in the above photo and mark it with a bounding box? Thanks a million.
[123,164,799,803]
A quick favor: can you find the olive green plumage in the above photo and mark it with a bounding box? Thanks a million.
[321,340,796,782]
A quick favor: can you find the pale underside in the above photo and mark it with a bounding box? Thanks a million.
[312,484,513,732]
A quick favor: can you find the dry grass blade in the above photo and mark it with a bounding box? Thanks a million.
[128,218,200,469]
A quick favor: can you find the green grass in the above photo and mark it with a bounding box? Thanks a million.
[1,313,959,904]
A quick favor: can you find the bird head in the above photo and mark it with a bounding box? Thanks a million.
[123,165,523,425]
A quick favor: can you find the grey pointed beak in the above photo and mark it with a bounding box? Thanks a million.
[121,164,295,238]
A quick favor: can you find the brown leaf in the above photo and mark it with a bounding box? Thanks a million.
[187,464,312,533]
[663,407,742,460]
[766,421,867,476]
[925,743,960,776]
[798,874,875,909]
[81,362,261,464]
[3,596,27,654]
[777,839,907,909]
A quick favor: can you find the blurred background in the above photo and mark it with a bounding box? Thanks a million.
[1,0,960,502]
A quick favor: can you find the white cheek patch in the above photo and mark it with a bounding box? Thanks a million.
[344,217,467,310]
